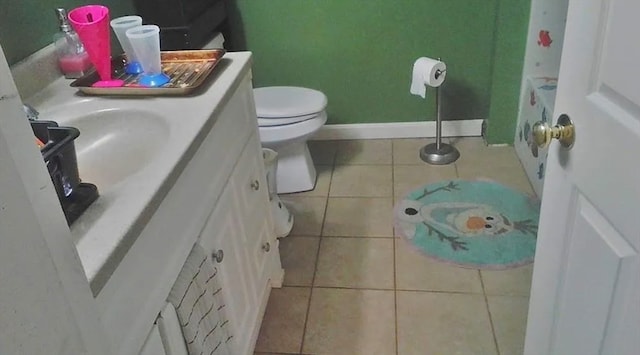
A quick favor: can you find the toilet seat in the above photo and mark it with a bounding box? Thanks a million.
[259,111,327,146]
[257,113,318,127]
[254,86,327,127]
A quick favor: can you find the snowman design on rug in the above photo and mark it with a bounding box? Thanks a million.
[396,181,538,251]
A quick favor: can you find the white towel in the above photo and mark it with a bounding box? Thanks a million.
[167,244,232,355]
[158,303,189,355]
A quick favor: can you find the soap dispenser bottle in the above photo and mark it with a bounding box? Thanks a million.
[53,8,92,78]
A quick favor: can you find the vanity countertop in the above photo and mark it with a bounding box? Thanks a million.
[27,52,253,292]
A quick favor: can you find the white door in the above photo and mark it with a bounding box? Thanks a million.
[524,1,640,354]
[0,46,110,354]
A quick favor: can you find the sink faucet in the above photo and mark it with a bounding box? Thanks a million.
[23,103,39,120]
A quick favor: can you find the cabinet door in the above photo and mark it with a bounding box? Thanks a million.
[232,134,276,295]
[96,70,255,355]
[139,324,167,355]
[198,180,257,354]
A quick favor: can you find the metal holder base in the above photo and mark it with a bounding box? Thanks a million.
[420,142,460,165]
[418,60,461,166]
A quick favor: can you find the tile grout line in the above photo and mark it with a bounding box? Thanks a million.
[451,139,461,178]
[515,151,538,198]
[311,285,396,292]
[394,288,485,295]
[285,234,395,239]
[316,235,396,239]
[282,283,487,294]
[298,145,337,353]
[453,157,460,178]
[480,270,502,355]
[391,140,399,355]
[324,194,395,198]
[334,163,394,166]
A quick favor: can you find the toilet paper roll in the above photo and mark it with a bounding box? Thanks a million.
[410,57,447,98]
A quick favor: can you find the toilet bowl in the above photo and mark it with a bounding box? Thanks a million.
[254,86,328,194]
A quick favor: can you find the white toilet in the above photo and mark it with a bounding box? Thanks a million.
[254,86,328,194]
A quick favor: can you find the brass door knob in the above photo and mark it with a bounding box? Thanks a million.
[533,114,575,149]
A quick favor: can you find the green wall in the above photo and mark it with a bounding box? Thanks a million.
[0,0,134,66]
[486,0,530,144]
[2,0,529,144]
[229,0,530,144]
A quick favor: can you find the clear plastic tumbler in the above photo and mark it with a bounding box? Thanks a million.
[110,15,143,74]
[125,25,169,87]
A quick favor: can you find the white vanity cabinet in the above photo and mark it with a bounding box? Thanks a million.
[139,324,167,355]
[92,59,283,355]
[199,130,280,355]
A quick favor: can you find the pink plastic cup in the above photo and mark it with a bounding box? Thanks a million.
[68,5,123,87]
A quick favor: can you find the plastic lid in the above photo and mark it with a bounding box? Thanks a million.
[254,86,327,118]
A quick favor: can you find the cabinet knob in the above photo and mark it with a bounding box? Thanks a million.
[251,180,260,191]
[262,242,271,252]
[212,249,224,263]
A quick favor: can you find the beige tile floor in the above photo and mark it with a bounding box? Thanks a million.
[254,138,534,355]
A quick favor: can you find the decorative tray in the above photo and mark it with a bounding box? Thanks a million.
[70,49,226,96]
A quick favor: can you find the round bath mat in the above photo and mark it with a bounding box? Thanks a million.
[394,180,540,269]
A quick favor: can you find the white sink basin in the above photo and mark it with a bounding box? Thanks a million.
[22,51,251,291]
[44,107,170,192]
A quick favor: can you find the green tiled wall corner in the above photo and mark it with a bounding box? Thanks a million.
[485,0,531,144]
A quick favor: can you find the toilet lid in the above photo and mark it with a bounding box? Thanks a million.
[254,86,327,119]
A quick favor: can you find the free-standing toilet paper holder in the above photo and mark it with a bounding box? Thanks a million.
[420,62,460,165]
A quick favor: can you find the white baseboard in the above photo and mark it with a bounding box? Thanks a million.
[310,119,484,140]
